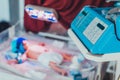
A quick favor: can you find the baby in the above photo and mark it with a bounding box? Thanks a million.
[7,37,73,76]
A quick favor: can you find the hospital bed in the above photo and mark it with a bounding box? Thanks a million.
[0,20,97,80]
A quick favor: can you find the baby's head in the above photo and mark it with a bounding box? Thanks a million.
[11,37,26,54]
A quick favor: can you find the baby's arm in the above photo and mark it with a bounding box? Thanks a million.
[7,59,18,64]
[49,62,67,76]
[7,51,28,65]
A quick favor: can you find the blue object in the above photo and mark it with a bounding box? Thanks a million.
[71,71,88,80]
[73,73,82,80]
[70,70,80,76]
[5,51,17,60]
[71,6,120,54]
[16,53,23,64]
[74,74,88,80]
[114,2,120,7]
[11,37,26,64]
[5,55,13,60]
[11,37,26,53]
[116,15,120,40]
[16,57,23,64]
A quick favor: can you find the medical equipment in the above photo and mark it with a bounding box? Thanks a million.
[25,4,58,23]
[70,6,120,54]
[68,5,120,80]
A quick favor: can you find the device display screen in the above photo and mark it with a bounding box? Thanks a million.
[83,17,108,44]
[97,23,105,30]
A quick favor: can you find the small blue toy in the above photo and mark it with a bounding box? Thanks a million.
[70,70,88,80]
[11,37,26,53]
[73,73,88,80]
[10,37,26,64]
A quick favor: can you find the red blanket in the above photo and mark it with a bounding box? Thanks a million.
[24,0,113,33]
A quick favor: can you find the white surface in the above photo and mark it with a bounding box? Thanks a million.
[25,70,47,80]
[52,40,65,49]
[0,72,29,80]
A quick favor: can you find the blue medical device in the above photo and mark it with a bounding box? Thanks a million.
[71,6,120,54]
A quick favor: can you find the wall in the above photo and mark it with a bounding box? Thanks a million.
[0,0,25,24]
[0,0,10,22]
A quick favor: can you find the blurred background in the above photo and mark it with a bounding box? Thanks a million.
[0,0,24,25]
[0,0,67,35]
[0,0,24,33]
